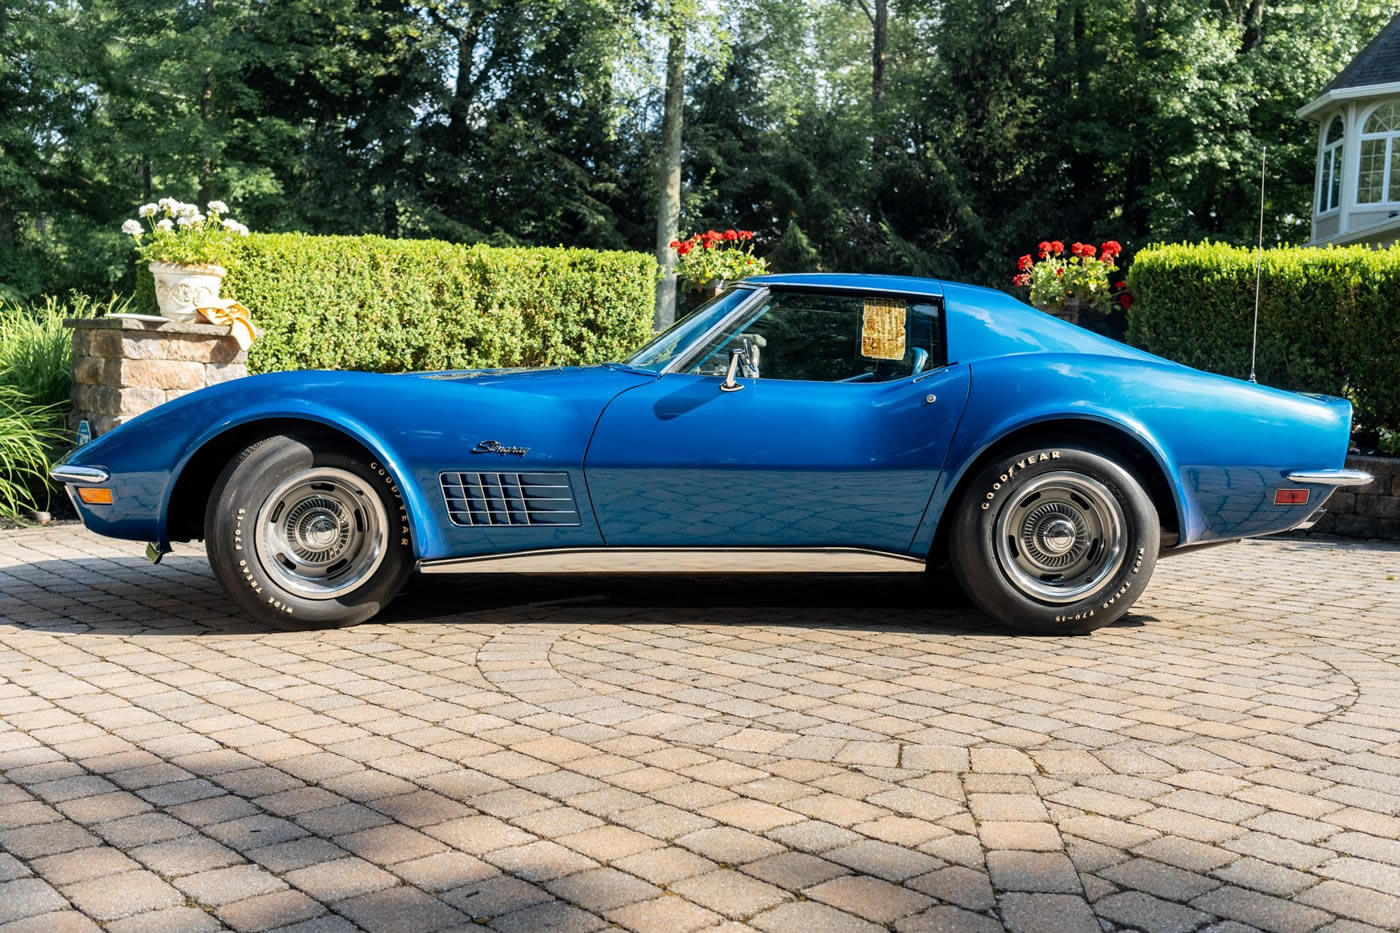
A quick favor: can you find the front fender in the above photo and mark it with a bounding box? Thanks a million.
[62,367,653,557]
[163,403,437,557]
[60,376,436,554]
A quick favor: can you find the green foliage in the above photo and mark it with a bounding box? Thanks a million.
[1126,242,1400,435]
[136,234,658,374]
[4,0,1400,303]
[0,386,62,518]
[0,294,108,407]
[0,293,116,518]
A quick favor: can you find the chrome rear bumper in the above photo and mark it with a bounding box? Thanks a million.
[1285,469,1372,487]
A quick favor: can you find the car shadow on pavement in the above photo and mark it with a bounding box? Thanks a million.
[1,555,1159,637]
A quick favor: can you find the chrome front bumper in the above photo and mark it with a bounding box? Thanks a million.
[51,465,111,484]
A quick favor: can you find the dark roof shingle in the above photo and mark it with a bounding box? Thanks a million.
[1324,13,1400,93]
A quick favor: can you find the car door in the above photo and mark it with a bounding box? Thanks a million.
[584,288,970,552]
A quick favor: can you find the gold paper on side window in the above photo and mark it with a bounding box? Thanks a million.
[861,298,907,360]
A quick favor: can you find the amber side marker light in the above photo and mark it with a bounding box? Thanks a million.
[1274,488,1309,506]
[77,487,114,505]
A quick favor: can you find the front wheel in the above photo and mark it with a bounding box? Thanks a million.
[205,433,413,627]
[949,445,1159,634]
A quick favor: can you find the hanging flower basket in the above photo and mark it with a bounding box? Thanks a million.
[1012,239,1132,324]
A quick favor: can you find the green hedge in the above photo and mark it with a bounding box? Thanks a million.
[1126,242,1400,435]
[136,234,657,374]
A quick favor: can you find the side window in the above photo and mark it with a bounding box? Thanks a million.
[684,291,942,383]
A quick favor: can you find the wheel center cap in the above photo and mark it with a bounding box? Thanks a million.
[1039,518,1077,554]
[301,511,341,551]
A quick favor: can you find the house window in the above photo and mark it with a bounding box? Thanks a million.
[1358,101,1400,204]
[1318,116,1344,213]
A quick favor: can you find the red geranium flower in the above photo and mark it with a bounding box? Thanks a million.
[738,230,754,240]
[1118,294,1135,309]
[1101,240,1122,257]
[1050,240,1065,255]
[1017,254,1033,271]
[1011,273,1030,287]
[1114,281,1127,290]
[669,240,681,250]
[1037,240,1051,258]
[1055,268,1064,276]
[724,229,738,240]
[676,242,692,256]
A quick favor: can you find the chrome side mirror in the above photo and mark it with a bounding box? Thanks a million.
[720,348,745,392]
[911,347,928,375]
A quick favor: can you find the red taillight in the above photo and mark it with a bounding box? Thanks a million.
[1274,488,1309,506]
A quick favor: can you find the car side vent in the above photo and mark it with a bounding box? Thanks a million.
[439,472,581,527]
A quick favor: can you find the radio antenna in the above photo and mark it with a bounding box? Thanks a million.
[1249,146,1266,384]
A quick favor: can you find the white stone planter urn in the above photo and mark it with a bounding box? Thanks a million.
[150,262,226,322]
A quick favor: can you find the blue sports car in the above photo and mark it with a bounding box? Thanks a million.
[52,274,1370,633]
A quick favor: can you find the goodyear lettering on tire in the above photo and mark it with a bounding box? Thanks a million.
[981,450,1060,510]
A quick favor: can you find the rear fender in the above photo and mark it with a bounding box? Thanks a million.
[912,406,1189,557]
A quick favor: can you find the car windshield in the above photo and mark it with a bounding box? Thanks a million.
[624,286,754,372]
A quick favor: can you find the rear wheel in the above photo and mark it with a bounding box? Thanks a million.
[949,445,1158,634]
[205,433,412,627]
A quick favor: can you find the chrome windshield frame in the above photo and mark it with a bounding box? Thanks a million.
[659,285,771,376]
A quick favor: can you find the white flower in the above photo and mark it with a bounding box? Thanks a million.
[121,219,142,236]
[222,218,249,236]
[138,203,157,218]
[177,202,199,218]
[157,197,179,214]
[156,219,174,232]
[175,212,201,227]
[207,200,229,214]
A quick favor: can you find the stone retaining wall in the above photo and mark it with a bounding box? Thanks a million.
[66,317,247,437]
[1297,454,1400,541]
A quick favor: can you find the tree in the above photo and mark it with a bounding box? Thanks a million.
[655,25,685,328]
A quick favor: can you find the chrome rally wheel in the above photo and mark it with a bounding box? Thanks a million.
[950,445,1159,635]
[255,468,389,600]
[206,433,412,628]
[992,471,1127,604]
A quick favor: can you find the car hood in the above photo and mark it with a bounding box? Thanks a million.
[408,363,657,393]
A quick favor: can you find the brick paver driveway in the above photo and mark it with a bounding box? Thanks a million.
[1,526,1398,933]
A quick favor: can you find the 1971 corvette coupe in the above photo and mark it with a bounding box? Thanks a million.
[53,274,1370,633]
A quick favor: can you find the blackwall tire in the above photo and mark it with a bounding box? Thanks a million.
[205,434,412,628]
[949,445,1159,634]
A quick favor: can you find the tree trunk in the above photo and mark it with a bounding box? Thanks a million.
[871,0,887,115]
[198,67,214,205]
[197,0,215,205]
[653,27,685,330]
[1242,0,1266,51]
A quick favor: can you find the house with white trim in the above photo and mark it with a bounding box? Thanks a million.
[1299,14,1400,247]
